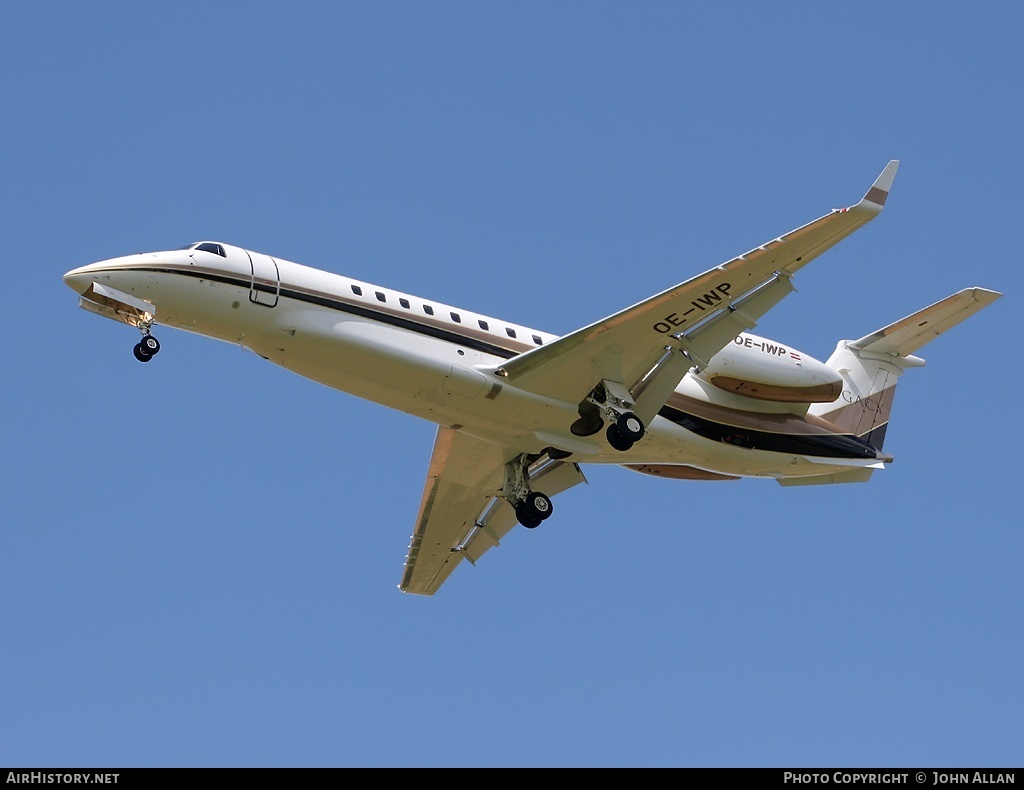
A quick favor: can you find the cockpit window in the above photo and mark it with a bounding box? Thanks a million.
[194,242,226,257]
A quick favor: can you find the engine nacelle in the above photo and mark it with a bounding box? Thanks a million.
[698,332,842,404]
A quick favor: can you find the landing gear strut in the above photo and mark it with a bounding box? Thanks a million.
[504,454,554,529]
[583,380,646,452]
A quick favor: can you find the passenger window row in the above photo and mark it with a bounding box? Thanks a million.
[183,243,543,346]
[348,283,543,345]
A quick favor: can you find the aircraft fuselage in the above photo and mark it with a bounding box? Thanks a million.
[63,242,880,480]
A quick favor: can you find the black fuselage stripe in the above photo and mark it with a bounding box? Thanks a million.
[142,266,519,359]
[657,404,878,459]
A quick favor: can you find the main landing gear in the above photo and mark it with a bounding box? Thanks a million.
[575,380,647,452]
[605,410,645,451]
[132,333,161,363]
[505,454,555,529]
[515,491,553,530]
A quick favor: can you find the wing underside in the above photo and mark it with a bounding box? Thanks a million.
[400,427,587,595]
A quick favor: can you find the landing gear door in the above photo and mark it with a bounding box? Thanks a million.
[247,250,280,307]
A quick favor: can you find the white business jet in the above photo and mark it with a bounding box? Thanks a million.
[63,161,1000,595]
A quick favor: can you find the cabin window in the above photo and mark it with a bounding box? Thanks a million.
[375,291,386,303]
[399,298,410,309]
[195,242,226,257]
[423,305,434,316]
[533,335,543,345]
[478,320,489,330]
[351,285,362,296]
[506,327,517,338]
[450,312,462,323]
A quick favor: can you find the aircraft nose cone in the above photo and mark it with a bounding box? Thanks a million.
[63,266,94,295]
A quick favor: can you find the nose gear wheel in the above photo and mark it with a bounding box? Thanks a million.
[133,333,161,363]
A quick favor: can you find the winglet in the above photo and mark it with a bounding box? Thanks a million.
[860,160,900,208]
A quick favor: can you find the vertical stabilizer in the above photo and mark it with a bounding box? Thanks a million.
[811,287,1001,449]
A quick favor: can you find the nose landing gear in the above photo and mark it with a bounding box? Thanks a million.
[133,333,161,363]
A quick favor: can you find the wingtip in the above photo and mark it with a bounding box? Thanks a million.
[967,286,1003,305]
[862,160,900,207]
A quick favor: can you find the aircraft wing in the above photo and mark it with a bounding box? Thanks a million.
[496,162,900,416]
[400,427,588,595]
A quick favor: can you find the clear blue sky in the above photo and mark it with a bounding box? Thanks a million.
[1,1,1019,768]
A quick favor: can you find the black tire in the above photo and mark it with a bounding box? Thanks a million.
[140,335,160,355]
[523,491,553,522]
[515,502,542,529]
[133,343,153,363]
[606,423,634,452]
[616,412,645,442]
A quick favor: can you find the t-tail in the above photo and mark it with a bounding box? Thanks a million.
[809,287,1002,452]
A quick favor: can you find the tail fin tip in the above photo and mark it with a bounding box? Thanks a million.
[811,286,1000,451]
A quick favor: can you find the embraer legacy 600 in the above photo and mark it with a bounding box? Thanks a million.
[64,162,1001,595]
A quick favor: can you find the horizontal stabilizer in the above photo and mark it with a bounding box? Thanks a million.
[850,287,1002,358]
[812,285,1001,451]
[777,468,875,486]
[798,456,888,469]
